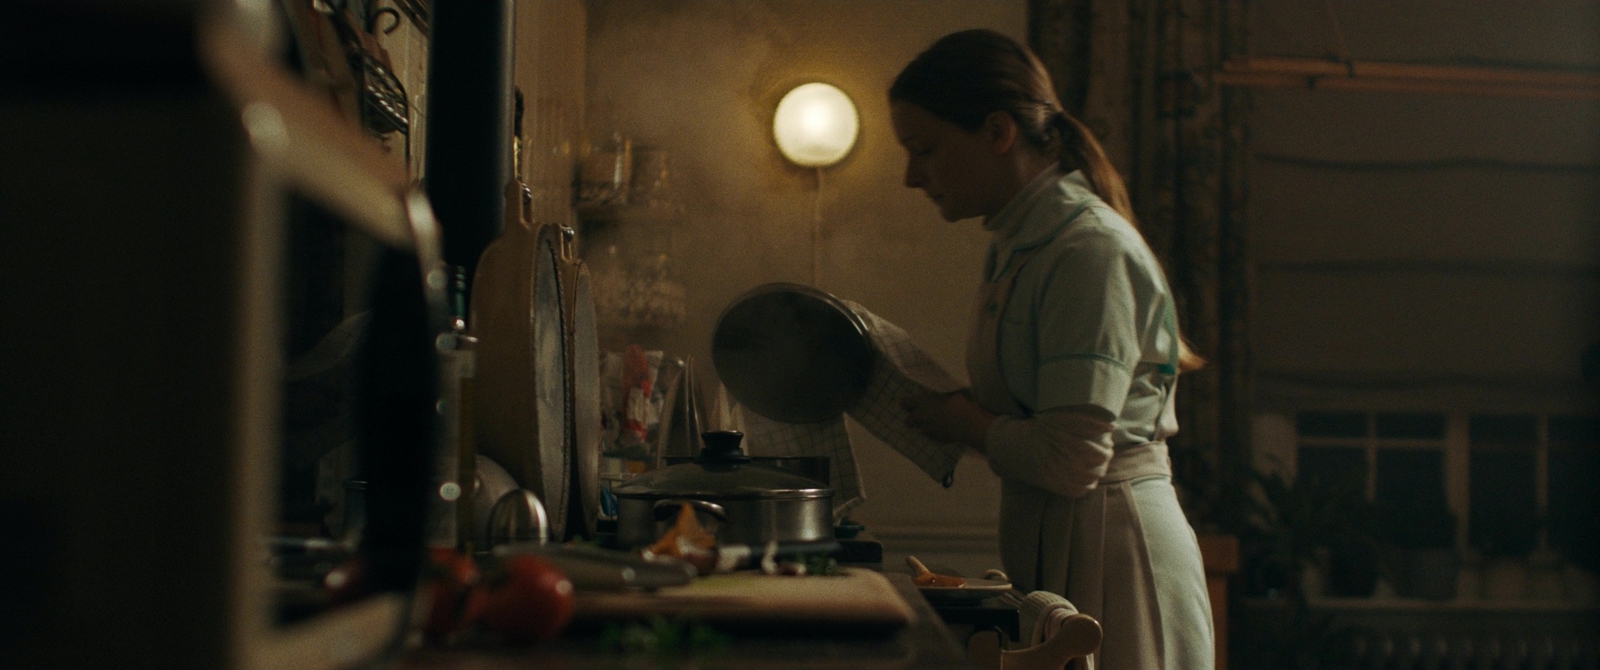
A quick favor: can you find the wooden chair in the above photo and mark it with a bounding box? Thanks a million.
[966,611,1102,670]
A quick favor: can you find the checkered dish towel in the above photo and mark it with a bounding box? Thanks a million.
[742,301,967,519]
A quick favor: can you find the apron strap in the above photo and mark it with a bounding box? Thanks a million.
[966,244,1050,418]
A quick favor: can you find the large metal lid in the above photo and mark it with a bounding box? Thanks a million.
[710,283,874,424]
[470,223,569,540]
[610,431,832,501]
[610,463,832,501]
[563,234,602,540]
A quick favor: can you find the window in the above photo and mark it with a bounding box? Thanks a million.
[1296,411,1448,503]
[1467,414,1539,557]
[1295,411,1370,495]
[1292,410,1600,565]
[1297,411,1452,553]
[1545,415,1600,573]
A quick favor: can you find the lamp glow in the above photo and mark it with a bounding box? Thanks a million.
[772,83,859,168]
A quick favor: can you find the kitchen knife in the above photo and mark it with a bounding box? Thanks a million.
[492,543,695,591]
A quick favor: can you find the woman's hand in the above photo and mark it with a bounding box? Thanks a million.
[900,390,996,450]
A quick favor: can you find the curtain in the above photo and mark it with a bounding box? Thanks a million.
[1030,0,1252,532]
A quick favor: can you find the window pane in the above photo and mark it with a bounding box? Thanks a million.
[1375,448,1452,548]
[1549,415,1600,573]
[1374,412,1445,440]
[1297,411,1367,438]
[1469,414,1539,557]
[1375,448,1445,508]
[1550,415,1599,444]
[1297,445,1366,495]
[1469,414,1537,447]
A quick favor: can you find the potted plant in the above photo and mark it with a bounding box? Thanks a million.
[1236,464,1380,669]
[1376,489,1458,600]
[1242,464,1380,600]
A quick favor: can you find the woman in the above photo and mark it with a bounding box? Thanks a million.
[893,29,1213,669]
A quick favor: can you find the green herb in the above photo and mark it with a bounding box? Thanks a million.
[804,554,839,576]
[597,615,731,655]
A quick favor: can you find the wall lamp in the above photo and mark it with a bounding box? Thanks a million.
[772,82,859,168]
[772,82,857,286]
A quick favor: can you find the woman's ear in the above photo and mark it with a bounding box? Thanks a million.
[982,110,1018,155]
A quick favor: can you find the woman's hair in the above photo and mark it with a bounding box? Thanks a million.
[891,29,1204,372]
[889,29,1135,223]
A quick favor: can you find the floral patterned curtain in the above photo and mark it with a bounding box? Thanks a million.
[1030,0,1252,532]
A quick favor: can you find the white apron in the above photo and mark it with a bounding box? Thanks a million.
[966,246,1214,670]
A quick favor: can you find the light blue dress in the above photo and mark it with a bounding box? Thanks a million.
[967,168,1214,670]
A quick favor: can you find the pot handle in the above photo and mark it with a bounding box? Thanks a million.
[652,498,729,523]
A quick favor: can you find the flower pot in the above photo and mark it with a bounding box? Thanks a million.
[1484,557,1527,600]
[1398,548,1458,600]
[1328,543,1381,597]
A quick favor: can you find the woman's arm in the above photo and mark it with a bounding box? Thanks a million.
[984,406,1114,498]
[902,393,1115,498]
[901,390,996,448]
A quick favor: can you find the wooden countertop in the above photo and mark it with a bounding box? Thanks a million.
[393,572,978,670]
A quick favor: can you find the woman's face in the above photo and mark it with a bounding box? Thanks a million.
[890,101,1009,222]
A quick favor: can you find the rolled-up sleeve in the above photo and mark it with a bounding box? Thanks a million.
[984,407,1115,498]
[1031,229,1142,416]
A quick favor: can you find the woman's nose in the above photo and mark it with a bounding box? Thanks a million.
[903,162,924,189]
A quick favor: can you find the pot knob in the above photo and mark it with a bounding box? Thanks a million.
[697,430,750,464]
[487,489,549,548]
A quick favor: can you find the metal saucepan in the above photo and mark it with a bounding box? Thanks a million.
[610,431,834,549]
[661,454,830,486]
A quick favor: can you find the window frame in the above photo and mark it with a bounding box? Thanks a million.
[1286,410,1586,558]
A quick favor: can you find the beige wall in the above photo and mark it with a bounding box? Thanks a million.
[582,0,1026,573]
[515,0,587,227]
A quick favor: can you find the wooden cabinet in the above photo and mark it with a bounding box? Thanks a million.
[1199,534,1240,670]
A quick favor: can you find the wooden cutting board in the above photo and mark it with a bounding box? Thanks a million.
[571,568,916,635]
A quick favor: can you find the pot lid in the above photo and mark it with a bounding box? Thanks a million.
[711,283,875,424]
[469,223,570,540]
[611,431,832,501]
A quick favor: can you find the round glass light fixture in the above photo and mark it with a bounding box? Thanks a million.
[772,82,859,168]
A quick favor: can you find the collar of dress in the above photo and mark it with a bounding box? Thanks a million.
[982,167,1098,282]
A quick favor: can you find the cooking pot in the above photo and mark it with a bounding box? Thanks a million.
[610,431,833,549]
[660,454,830,486]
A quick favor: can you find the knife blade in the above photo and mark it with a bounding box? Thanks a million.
[492,543,696,591]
